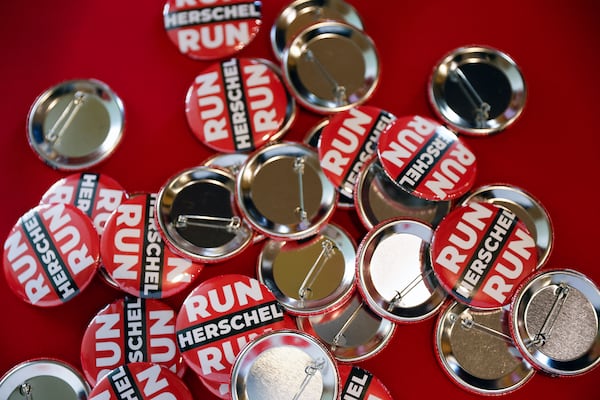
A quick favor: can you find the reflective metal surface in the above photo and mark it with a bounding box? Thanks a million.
[236,141,337,240]
[271,0,364,60]
[0,359,89,400]
[357,218,447,322]
[435,302,535,395]
[230,330,339,400]
[27,79,124,170]
[258,224,355,315]
[355,156,452,229]
[282,21,379,114]
[429,45,526,135]
[296,292,396,362]
[156,166,253,262]
[511,269,600,376]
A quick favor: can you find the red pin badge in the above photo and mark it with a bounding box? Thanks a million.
[377,115,477,201]
[3,203,99,307]
[176,274,295,398]
[431,201,538,308]
[100,193,204,298]
[87,362,192,400]
[186,58,293,153]
[80,296,185,387]
[318,105,396,199]
[163,0,262,60]
[40,172,127,235]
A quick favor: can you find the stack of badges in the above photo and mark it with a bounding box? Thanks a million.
[2,1,599,399]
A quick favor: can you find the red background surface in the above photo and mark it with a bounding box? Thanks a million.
[1,1,599,399]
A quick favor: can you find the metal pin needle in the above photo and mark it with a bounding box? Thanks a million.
[449,67,490,127]
[298,240,335,302]
[388,269,433,311]
[46,91,87,143]
[531,283,570,347]
[175,214,241,232]
[294,157,308,222]
[292,358,326,400]
[451,312,514,344]
[303,49,347,106]
[332,302,364,351]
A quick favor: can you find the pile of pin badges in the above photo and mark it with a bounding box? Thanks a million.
[1,1,600,400]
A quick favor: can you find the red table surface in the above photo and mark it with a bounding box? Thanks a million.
[1,1,599,399]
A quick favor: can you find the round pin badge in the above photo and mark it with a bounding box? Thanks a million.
[510,268,600,376]
[0,358,90,400]
[296,291,396,362]
[237,141,337,240]
[461,183,553,269]
[338,365,393,400]
[434,301,535,395]
[356,218,447,323]
[80,296,185,387]
[230,329,340,400]
[318,105,396,201]
[176,274,295,398]
[270,0,364,60]
[3,203,99,307]
[27,79,125,170]
[40,172,128,235]
[185,58,295,153]
[377,114,477,201]
[429,45,526,135]
[354,155,453,230]
[88,362,192,400]
[430,201,539,309]
[101,193,204,298]
[162,0,262,60]
[258,223,356,316]
[156,166,254,263]
[282,20,380,114]
[304,118,354,209]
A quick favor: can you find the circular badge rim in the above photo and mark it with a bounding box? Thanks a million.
[26,78,125,171]
[236,141,338,240]
[282,20,380,114]
[156,166,254,263]
[510,268,600,376]
[460,183,553,269]
[270,0,364,60]
[434,301,536,395]
[230,329,340,400]
[356,217,448,323]
[0,358,90,399]
[257,223,356,316]
[354,155,453,230]
[428,44,526,136]
[295,292,396,363]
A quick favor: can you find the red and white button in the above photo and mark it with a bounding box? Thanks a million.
[318,105,396,199]
[40,172,127,235]
[430,201,538,309]
[3,203,99,307]
[81,296,185,387]
[163,0,262,60]
[377,115,477,201]
[185,58,293,153]
[87,362,192,400]
[176,274,295,398]
[339,365,393,400]
[100,193,204,298]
